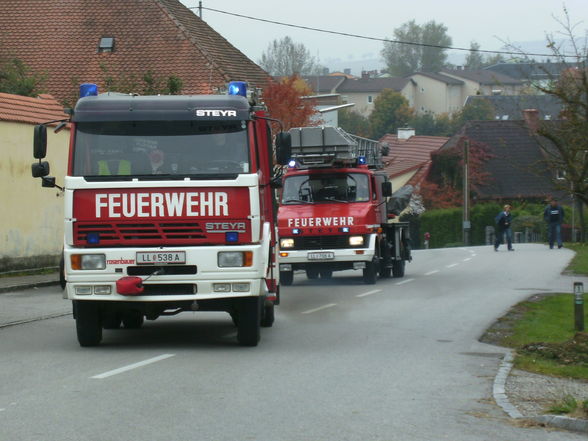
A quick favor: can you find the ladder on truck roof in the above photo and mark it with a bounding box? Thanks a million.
[289,126,387,169]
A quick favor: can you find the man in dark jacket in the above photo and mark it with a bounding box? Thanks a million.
[544,199,564,249]
[494,204,514,251]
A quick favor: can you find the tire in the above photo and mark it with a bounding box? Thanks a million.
[319,269,332,279]
[362,261,377,285]
[237,297,261,346]
[306,268,319,280]
[122,311,144,329]
[380,266,392,278]
[280,270,293,286]
[75,301,102,347]
[230,312,239,327]
[102,313,121,329]
[260,302,275,328]
[59,253,66,290]
[392,260,405,278]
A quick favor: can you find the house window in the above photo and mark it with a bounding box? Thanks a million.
[556,170,566,180]
[98,37,115,53]
[367,95,373,104]
[420,87,425,93]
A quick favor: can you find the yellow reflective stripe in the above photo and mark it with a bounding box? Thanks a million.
[98,160,111,175]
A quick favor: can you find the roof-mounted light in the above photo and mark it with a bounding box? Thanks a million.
[358,156,367,165]
[228,81,247,97]
[80,83,98,98]
[288,159,297,168]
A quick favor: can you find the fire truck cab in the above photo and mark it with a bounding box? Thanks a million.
[277,126,411,285]
[32,82,290,347]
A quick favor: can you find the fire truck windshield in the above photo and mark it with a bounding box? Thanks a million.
[282,173,370,204]
[72,121,249,178]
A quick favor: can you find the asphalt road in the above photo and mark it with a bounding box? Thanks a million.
[0,244,585,441]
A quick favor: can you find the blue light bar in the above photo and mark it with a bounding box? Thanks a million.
[288,159,297,168]
[358,156,367,165]
[228,81,247,97]
[87,232,100,244]
[225,232,239,243]
[80,83,98,98]
[340,227,350,233]
[292,229,301,235]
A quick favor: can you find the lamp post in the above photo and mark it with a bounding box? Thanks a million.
[574,282,584,332]
[463,139,470,246]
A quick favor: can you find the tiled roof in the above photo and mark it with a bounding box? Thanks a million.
[442,69,522,85]
[300,76,347,93]
[337,77,411,93]
[464,95,564,120]
[0,0,269,104]
[442,120,557,200]
[484,62,579,81]
[0,93,68,126]
[379,134,449,182]
[409,72,464,85]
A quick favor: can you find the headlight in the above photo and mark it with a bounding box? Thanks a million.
[349,236,364,246]
[280,238,295,249]
[218,251,253,267]
[71,254,106,270]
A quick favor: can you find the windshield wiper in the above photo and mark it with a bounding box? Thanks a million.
[283,198,314,204]
[320,197,349,203]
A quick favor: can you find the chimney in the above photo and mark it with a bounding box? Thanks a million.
[523,109,540,132]
[397,127,415,140]
[361,70,369,79]
[344,68,351,75]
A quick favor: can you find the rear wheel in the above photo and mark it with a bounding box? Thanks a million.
[306,268,319,280]
[237,297,261,346]
[362,261,377,284]
[392,260,405,278]
[122,311,144,329]
[280,270,293,286]
[102,313,121,329]
[75,301,102,347]
[319,269,333,279]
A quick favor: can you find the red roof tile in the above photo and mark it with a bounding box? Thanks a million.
[0,0,269,104]
[0,93,68,125]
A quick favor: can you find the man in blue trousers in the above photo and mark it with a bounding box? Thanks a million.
[494,204,514,251]
[544,199,565,249]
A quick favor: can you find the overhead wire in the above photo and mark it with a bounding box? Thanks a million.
[191,5,579,59]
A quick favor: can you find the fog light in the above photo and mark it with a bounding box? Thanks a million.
[213,283,231,292]
[94,285,112,295]
[75,286,93,295]
[232,283,250,292]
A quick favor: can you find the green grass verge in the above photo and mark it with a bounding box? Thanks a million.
[565,242,588,276]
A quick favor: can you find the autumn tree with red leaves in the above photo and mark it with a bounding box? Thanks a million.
[262,75,320,132]
[419,136,493,209]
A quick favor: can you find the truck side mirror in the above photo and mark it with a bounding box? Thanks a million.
[382,181,392,197]
[32,161,50,178]
[275,132,292,165]
[33,124,47,159]
[41,176,57,188]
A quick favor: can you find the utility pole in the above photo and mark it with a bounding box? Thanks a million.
[463,139,470,246]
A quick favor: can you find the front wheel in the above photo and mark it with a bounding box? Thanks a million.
[392,260,405,278]
[362,261,377,285]
[74,301,102,347]
[236,297,261,346]
[280,270,293,286]
[260,302,275,328]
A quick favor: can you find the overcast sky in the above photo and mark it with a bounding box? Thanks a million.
[181,0,587,71]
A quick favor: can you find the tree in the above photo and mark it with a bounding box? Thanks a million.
[0,57,45,96]
[259,36,321,76]
[381,20,452,76]
[464,41,485,70]
[368,89,413,139]
[409,112,453,136]
[263,75,320,132]
[451,98,495,131]
[338,108,371,137]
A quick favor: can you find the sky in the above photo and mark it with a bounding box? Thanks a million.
[180,0,588,73]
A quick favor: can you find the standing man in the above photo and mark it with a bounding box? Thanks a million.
[544,199,565,249]
[494,204,514,251]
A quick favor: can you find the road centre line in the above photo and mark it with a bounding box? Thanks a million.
[356,289,382,298]
[424,270,439,276]
[395,278,414,286]
[91,354,175,379]
[446,263,459,268]
[463,257,471,262]
[301,303,337,314]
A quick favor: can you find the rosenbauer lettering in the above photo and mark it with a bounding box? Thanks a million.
[94,191,228,218]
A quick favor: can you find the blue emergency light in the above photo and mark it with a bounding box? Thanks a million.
[80,83,98,98]
[288,159,297,168]
[292,229,301,235]
[86,232,100,245]
[358,156,367,165]
[225,232,239,243]
[228,81,247,97]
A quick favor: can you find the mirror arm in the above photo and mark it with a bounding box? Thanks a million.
[253,115,284,132]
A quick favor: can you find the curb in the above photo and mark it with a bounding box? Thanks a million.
[493,349,588,434]
[0,280,60,295]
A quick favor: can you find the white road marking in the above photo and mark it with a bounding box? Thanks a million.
[301,303,337,314]
[463,258,471,262]
[91,354,175,379]
[395,278,414,286]
[425,270,439,276]
[446,263,459,268]
[356,289,381,298]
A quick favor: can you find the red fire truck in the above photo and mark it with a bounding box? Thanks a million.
[277,126,411,285]
[31,82,291,347]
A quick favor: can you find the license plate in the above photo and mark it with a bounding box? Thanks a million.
[136,251,186,265]
[307,252,334,260]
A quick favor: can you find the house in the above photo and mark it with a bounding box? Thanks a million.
[464,95,563,121]
[380,128,449,192]
[439,111,563,201]
[0,93,69,272]
[484,62,579,89]
[442,68,524,97]
[0,0,269,104]
[405,72,465,115]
